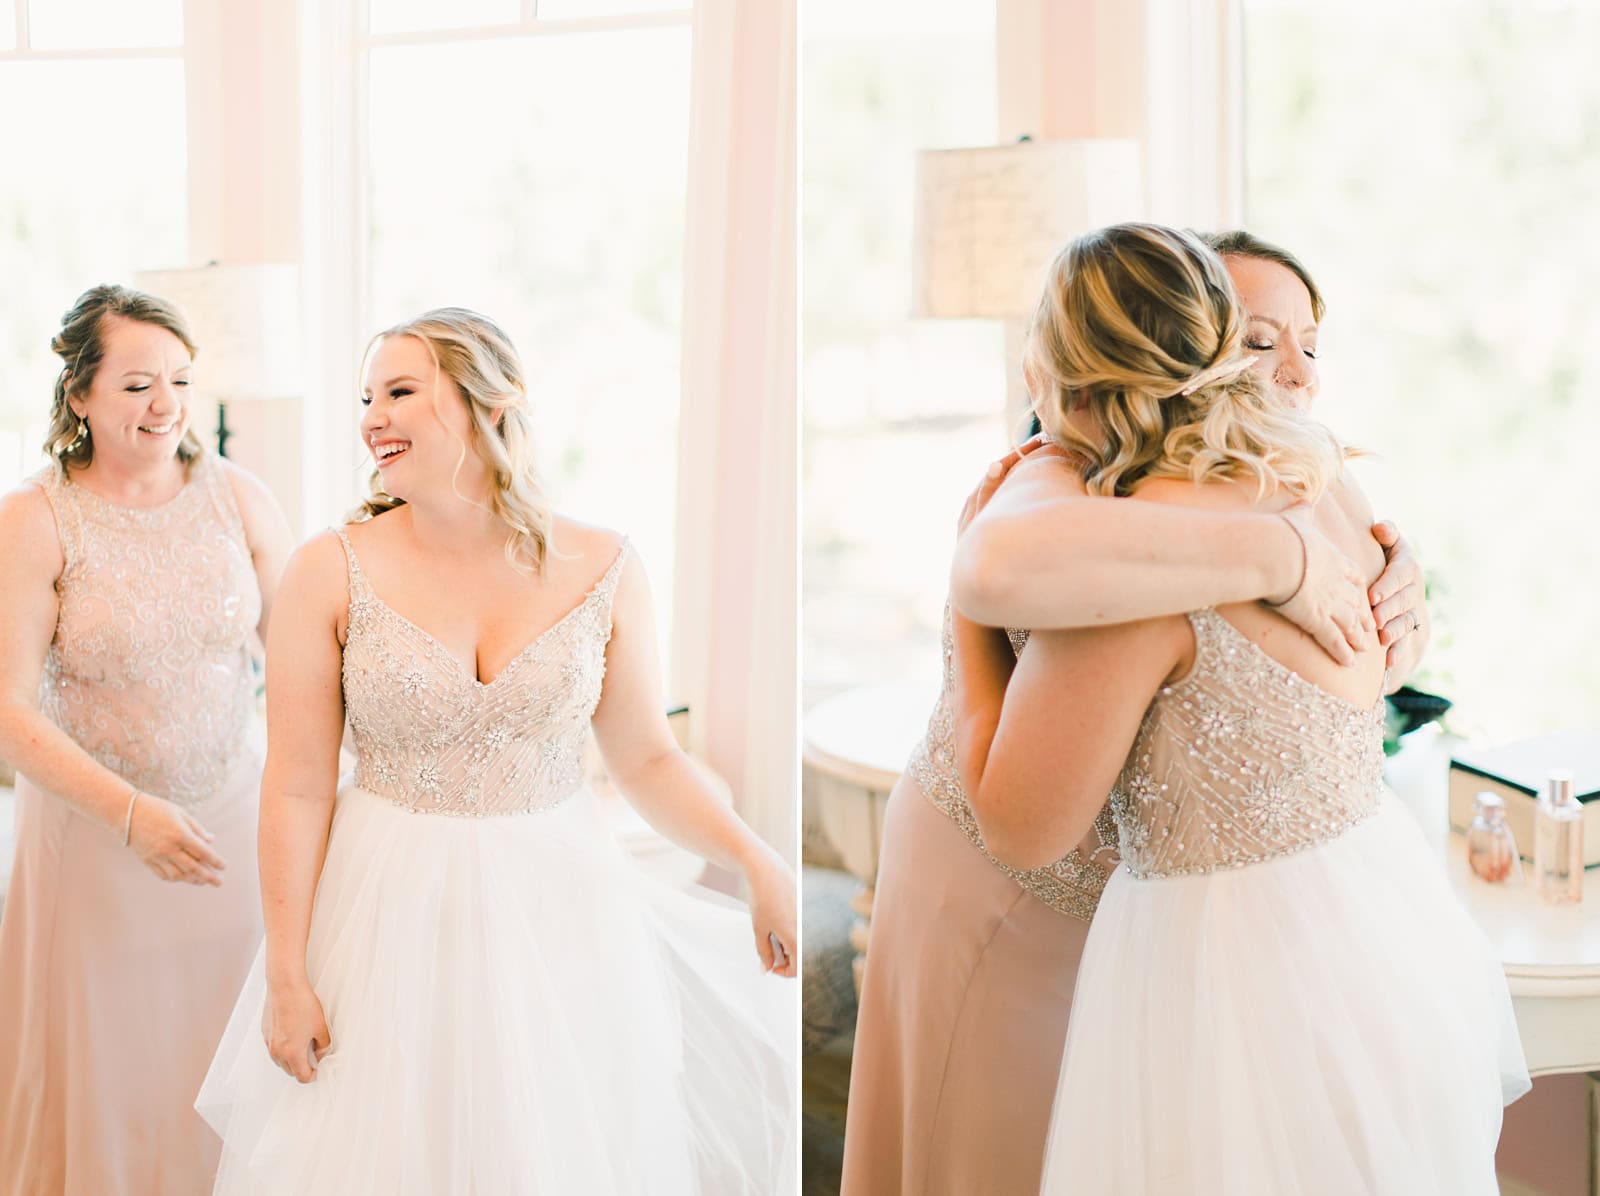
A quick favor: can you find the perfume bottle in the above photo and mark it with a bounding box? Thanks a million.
[1535,769,1584,905]
[1467,792,1517,883]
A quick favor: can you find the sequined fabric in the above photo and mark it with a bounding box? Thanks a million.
[1111,608,1385,879]
[36,457,261,808]
[336,529,627,818]
[905,605,1119,923]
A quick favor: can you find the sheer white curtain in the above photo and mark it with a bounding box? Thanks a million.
[676,0,798,862]
[1141,0,1241,227]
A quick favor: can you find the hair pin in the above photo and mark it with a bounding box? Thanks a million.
[1179,355,1259,397]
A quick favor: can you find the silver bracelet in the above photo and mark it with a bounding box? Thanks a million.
[122,789,141,847]
[1263,512,1308,608]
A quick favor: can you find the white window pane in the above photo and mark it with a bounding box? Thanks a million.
[534,0,690,19]
[0,58,187,490]
[26,0,181,50]
[807,0,994,37]
[1243,0,1600,737]
[368,0,519,35]
[802,17,1000,699]
[0,1,14,51]
[368,27,690,676]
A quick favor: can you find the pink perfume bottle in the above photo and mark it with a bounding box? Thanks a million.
[1467,792,1517,884]
[1535,770,1584,906]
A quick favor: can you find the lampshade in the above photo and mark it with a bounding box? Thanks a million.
[912,139,1143,320]
[132,263,303,401]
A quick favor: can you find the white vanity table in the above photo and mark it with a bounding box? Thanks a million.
[1434,829,1600,1078]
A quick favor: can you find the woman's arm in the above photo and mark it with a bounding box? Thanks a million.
[0,485,226,883]
[257,533,347,1079]
[952,608,1187,871]
[590,549,796,976]
[951,454,1372,665]
[221,458,294,640]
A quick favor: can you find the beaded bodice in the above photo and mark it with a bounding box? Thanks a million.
[905,605,1119,923]
[36,457,261,807]
[336,529,627,818]
[1112,608,1385,879]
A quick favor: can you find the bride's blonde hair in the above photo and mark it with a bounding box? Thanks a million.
[353,307,554,572]
[1025,222,1346,501]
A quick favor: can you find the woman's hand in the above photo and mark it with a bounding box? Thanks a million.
[1267,506,1377,667]
[263,977,331,1083]
[956,434,1055,537]
[1370,520,1429,684]
[744,849,797,978]
[127,793,227,886]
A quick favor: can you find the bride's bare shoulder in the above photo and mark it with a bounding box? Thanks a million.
[283,528,356,601]
[544,514,629,580]
[1128,474,1255,512]
[988,445,1090,508]
[1323,471,1376,529]
[1020,439,1089,473]
[1132,470,1370,526]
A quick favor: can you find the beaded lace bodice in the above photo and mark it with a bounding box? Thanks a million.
[336,529,627,818]
[36,457,261,808]
[1112,609,1385,879]
[905,605,1119,923]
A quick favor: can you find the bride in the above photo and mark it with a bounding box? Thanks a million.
[199,308,797,1194]
[955,225,1527,1194]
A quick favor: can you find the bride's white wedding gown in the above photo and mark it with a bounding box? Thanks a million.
[199,531,795,1194]
[1040,609,1529,1196]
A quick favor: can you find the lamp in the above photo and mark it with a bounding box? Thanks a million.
[132,263,303,457]
[912,138,1142,432]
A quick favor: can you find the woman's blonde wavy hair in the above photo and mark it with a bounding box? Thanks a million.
[353,308,554,572]
[1025,222,1347,502]
[45,285,207,474]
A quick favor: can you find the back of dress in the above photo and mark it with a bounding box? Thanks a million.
[1109,607,1385,877]
[1040,606,1527,1196]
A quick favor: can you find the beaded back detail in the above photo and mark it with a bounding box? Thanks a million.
[1111,608,1385,879]
[336,529,628,818]
[905,604,1119,923]
[36,456,261,807]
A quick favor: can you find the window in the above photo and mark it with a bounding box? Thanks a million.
[802,0,999,701]
[0,8,186,491]
[362,5,694,672]
[1241,0,1600,737]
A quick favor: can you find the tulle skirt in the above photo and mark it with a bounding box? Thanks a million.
[198,783,795,1195]
[1041,795,1529,1196]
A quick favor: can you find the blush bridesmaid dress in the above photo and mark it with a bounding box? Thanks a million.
[0,455,265,1195]
[839,607,1118,1196]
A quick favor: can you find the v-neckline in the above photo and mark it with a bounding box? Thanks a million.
[345,535,627,689]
